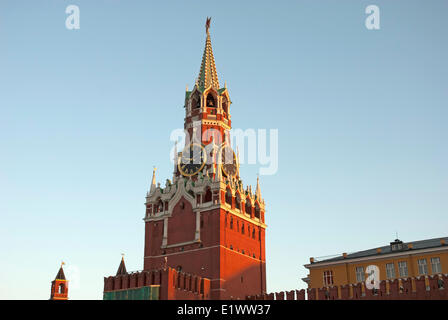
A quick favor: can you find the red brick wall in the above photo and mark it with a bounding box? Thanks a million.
[247,275,448,300]
[144,220,163,258]
[50,279,68,300]
[304,274,448,300]
[143,197,266,300]
[168,198,196,245]
[104,267,210,300]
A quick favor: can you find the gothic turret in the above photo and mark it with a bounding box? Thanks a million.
[50,263,68,300]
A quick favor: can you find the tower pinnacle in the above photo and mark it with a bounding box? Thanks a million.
[256,175,261,200]
[150,167,157,193]
[197,17,220,90]
[50,263,68,300]
[116,255,127,276]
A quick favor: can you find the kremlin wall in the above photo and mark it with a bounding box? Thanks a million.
[247,274,447,300]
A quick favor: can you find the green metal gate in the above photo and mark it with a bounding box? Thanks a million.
[103,285,160,300]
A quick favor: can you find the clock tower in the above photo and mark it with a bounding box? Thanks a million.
[143,18,266,300]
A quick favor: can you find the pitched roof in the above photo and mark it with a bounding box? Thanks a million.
[197,20,220,91]
[55,266,66,280]
[116,257,127,276]
[309,236,448,266]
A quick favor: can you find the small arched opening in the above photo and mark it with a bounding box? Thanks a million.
[255,203,261,219]
[206,93,216,108]
[204,187,212,203]
[245,199,252,215]
[191,91,201,109]
[225,188,232,206]
[222,96,229,114]
[155,198,163,213]
[235,193,241,210]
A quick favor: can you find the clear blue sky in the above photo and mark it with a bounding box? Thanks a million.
[0,0,447,299]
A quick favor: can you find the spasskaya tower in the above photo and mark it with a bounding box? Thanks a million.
[143,18,267,300]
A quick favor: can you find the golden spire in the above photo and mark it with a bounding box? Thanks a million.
[150,167,157,192]
[197,17,220,91]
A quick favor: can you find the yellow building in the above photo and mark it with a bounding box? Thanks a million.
[303,237,448,290]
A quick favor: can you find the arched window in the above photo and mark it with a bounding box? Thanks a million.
[206,94,216,108]
[225,188,232,206]
[222,96,229,114]
[191,92,200,109]
[230,217,233,229]
[241,223,245,235]
[58,283,65,294]
[235,193,241,210]
[204,187,212,203]
[245,199,252,215]
[252,228,255,239]
[255,203,260,219]
[156,198,163,213]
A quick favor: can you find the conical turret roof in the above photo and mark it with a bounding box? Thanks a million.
[55,265,66,280]
[116,256,127,276]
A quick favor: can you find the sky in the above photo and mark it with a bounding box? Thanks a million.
[0,0,447,299]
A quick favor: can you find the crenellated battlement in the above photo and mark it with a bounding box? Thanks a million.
[246,290,306,300]
[247,274,448,300]
[103,267,210,300]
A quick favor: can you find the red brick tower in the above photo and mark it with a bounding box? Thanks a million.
[50,263,68,300]
[143,18,267,300]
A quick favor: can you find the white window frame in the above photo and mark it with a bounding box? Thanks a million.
[430,257,442,274]
[386,263,395,279]
[323,270,333,287]
[398,261,408,277]
[417,258,428,275]
[355,266,365,282]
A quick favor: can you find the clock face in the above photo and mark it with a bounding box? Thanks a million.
[178,143,207,177]
[219,144,237,177]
